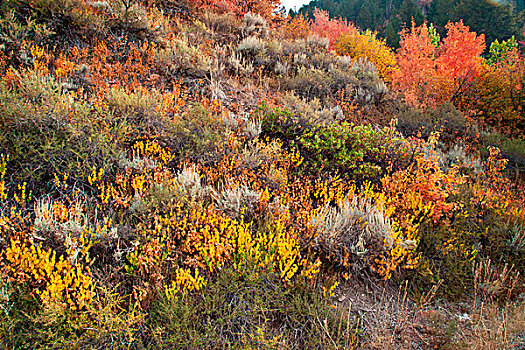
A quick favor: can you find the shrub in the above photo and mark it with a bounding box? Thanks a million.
[481,132,525,172]
[237,35,266,57]
[335,30,398,83]
[5,239,95,311]
[372,135,467,279]
[241,12,268,38]
[278,92,341,126]
[393,21,485,109]
[0,70,119,195]
[311,195,393,271]
[131,166,210,216]
[395,102,473,144]
[201,11,241,43]
[105,86,173,135]
[211,184,261,221]
[298,122,410,182]
[466,46,525,135]
[437,143,483,176]
[279,12,311,40]
[157,38,211,79]
[259,103,306,143]
[310,8,357,51]
[345,58,388,106]
[0,10,54,67]
[150,268,357,349]
[166,103,230,164]
[282,56,387,104]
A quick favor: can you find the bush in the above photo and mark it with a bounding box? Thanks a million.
[211,184,261,221]
[157,38,211,79]
[149,268,357,349]
[466,45,525,135]
[283,56,387,104]
[241,12,268,38]
[298,122,410,182]
[396,102,473,145]
[259,104,306,143]
[278,92,342,126]
[159,103,230,164]
[335,30,398,83]
[311,196,393,272]
[258,103,410,182]
[0,70,119,195]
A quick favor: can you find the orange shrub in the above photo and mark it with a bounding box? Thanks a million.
[371,134,466,278]
[468,48,525,133]
[280,13,312,40]
[193,0,281,19]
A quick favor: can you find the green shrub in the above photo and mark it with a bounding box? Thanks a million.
[258,103,411,182]
[0,70,119,195]
[166,103,230,164]
[298,122,411,182]
[259,103,306,143]
[396,102,472,145]
[149,268,358,349]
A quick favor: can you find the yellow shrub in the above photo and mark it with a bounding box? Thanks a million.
[164,268,207,300]
[335,30,398,83]
[6,239,95,310]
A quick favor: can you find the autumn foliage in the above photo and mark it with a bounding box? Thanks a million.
[335,30,398,82]
[0,1,524,348]
[193,0,281,19]
[469,45,525,133]
[311,8,357,50]
[393,21,485,108]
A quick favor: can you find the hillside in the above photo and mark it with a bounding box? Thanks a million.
[0,1,524,349]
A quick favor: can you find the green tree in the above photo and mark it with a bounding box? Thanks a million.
[455,0,521,46]
[427,0,460,36]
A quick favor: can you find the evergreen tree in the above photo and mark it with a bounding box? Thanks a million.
[455,0,521,46]
[384,16,401,47]
[357,0,374,28]
[427,0,459,36]
[398,0,424,26]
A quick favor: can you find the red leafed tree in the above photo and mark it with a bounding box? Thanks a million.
[193,0,281,19]
[392,22,440,107]
[393,21,485,109]
[311,8,357,51]
[437,21,485,102]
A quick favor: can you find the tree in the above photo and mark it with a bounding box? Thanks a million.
[380,0,424,49]
[467,43,525,134]
[455,0,521,46]
[311,8,357,50]
[393,22,440,107]
[398,0,424,27]
[392,21,485,108]
[336,29,398,82]
[427,0,460,36]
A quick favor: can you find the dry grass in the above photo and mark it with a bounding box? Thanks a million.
[333,266,524,350]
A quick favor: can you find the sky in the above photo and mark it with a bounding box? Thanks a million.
[280,0,311,11]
